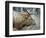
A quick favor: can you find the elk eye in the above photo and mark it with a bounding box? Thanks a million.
[22,24,26,27]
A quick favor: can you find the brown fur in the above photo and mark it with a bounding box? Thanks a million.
[13,12,32,30]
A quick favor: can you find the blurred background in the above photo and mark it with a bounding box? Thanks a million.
[13,7,40,17]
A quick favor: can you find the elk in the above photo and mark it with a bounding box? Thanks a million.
[13,9,33,30]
